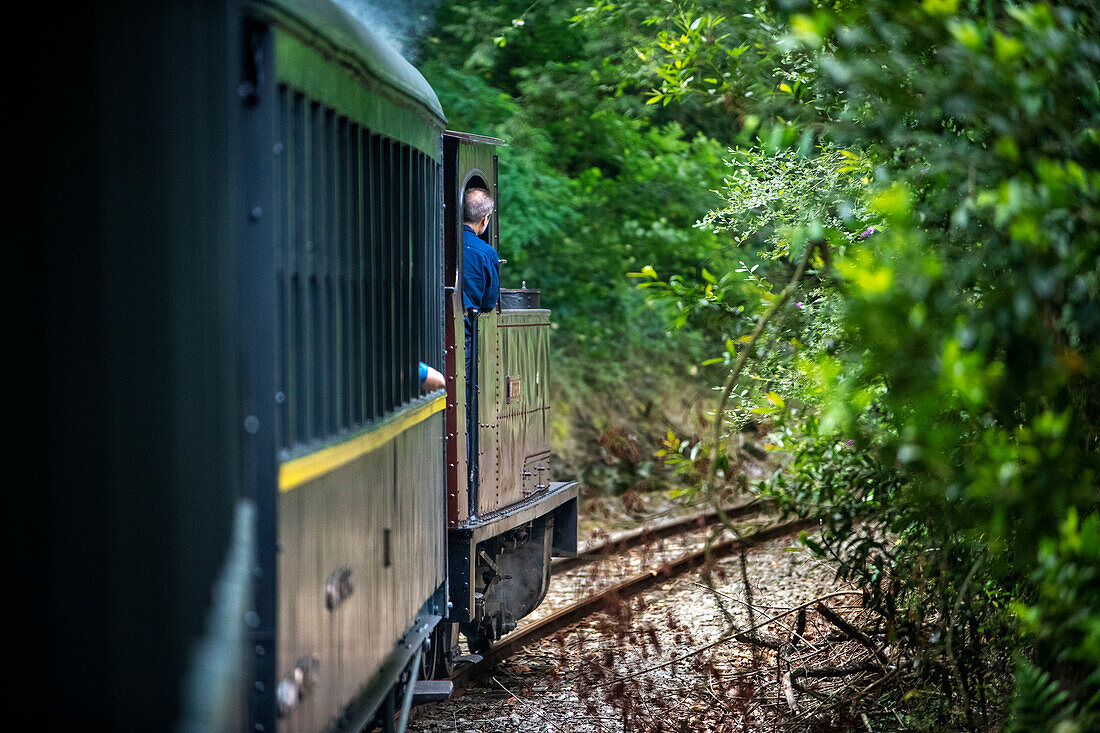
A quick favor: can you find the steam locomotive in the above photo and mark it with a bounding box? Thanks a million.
[24,1,576,730]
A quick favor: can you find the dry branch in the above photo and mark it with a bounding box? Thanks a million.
[789,662,877,680]
[814,602,889,667]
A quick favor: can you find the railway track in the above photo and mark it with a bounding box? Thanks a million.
[550,497,769,574]
[450,509,817,685]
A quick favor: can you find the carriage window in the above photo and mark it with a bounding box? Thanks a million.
[274,85,443,453]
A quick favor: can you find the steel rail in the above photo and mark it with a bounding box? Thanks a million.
[551,497,770,574]
[454,516,817,683]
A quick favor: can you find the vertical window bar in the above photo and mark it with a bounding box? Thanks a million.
[290,92,304,446]
[290,98,306,446]
[401,142,409,406]
[409,147,415,400]
[307,101,322,440]
[424,155,433,380]
[299,96,314,444]
[388,140,399,412]
[428,161,438,373]
[340,117,353,430]
[348,120,363,427]
[402,145,413,402]
[274,86,289,450]
[365,131,379,422]
[327,110,341,431]
[376,134,391,416]
[321,104,332,433]
[413,152,425,397]
[375,137,386,415]
[415,149,424,400]
[365,129,378,422]
[366,133,378,419]
[425,159,434,375]
[410,151,419,399]
[379,138,390,414]
[331,114,342,431]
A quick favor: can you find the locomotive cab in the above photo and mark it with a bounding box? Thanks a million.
[442,132,579,656]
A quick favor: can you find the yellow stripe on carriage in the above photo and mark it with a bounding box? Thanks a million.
[278,394,447,492]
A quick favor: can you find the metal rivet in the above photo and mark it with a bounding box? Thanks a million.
[255,644,266,656]
[255,681,266,692]
[244,415,260,434]
[275,391,286,404]
[245,611,261,629]
[273,142,284,155]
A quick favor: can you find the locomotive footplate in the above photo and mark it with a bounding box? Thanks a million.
[447,481,578,645]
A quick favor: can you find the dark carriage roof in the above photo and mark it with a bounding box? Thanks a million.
[258,0,445,123]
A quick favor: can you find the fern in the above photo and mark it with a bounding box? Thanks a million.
[1007,661,1073,733]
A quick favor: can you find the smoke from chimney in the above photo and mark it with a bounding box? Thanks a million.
[333,0,441,63]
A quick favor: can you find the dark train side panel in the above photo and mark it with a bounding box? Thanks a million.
[21,1,261,728]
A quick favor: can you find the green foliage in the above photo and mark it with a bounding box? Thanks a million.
[416,1,1100,723]
[1006,659,1088,733]
[699,145,876,256]
[600,0,1100,724]
[1014,510,1100,720]
[419,0,737,390]
[419,0,1100,717]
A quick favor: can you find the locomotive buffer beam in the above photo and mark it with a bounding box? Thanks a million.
[448,482,579,623]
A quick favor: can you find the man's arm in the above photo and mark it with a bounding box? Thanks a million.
[419,362,445,391]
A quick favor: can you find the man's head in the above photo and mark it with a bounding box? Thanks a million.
[463,187,495,236]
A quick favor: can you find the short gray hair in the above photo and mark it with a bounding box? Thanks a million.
[463,188,495,224]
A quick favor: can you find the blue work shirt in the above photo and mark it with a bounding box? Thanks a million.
[462,224,499,312]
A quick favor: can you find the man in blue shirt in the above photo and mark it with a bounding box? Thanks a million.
[462,188,499,371]
[462,187,499,313]
[462,187,499,492]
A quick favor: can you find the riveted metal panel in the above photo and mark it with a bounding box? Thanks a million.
[475,310,501,513]
[476,309,552,515]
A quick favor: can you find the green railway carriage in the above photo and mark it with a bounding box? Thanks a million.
[258,1,449,729]
[25,1,576,730]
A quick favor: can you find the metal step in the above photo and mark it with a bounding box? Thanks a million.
[411,680,453,705]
